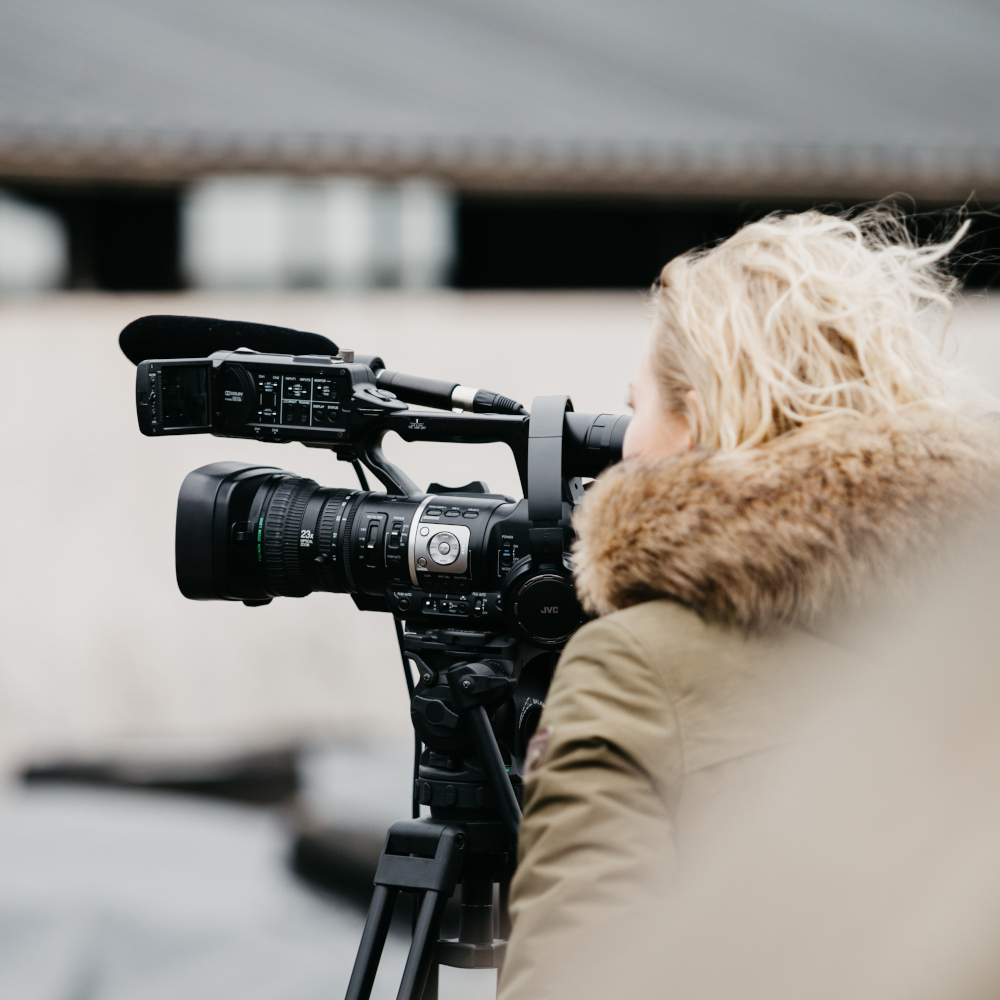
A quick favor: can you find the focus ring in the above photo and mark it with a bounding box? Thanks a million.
[263,477,318,597]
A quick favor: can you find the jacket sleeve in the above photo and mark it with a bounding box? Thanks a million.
[498,613,684,1000]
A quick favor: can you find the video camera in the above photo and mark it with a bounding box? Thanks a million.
[123,314,629,647]
[122,313,630,999]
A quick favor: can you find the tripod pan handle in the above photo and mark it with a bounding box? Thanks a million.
[468,705,522,840]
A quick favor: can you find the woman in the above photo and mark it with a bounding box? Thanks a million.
[498,210,1000,999]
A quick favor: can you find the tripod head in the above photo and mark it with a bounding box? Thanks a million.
[340,626,543,998]
[404,628,550,840]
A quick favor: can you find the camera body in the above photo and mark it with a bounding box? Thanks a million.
[133,336,629,647]
[177,462,584,645]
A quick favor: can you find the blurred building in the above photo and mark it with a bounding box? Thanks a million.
[1,0,999,291]
[0,191,66,291]
[181,176,454,290]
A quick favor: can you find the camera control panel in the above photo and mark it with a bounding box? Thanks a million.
[135,350,405,441]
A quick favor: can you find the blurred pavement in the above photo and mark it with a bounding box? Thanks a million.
[0,784,496,1000]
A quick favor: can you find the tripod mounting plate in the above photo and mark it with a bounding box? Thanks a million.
[375,820,468,894]
[346,817,512,1000]
[437,937,507,970]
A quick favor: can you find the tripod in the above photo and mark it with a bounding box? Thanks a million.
[345,627,548,1000]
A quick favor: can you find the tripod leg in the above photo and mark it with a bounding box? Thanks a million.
[417,961,439,1000]
[498,878,511,940]
[346,884,399,1000]
[396,888,448,1000]
[495,877,511,982]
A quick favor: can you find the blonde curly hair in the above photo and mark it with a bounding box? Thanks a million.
[652,210,974,451]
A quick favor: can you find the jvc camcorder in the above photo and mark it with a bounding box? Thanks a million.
[123,312,632,998]
[124,314,629,648]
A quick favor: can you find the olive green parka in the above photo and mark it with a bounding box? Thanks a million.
[498,410,1000,1000]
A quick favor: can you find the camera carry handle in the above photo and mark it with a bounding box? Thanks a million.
[348,410,531,498]
[353,428,422,497]
[348,396,576,528]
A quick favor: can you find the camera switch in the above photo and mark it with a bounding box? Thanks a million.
[388,520,404,549]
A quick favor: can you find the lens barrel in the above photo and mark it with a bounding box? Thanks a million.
[255,475,363,598]
[176,462,367,601]
[177,407,628,619]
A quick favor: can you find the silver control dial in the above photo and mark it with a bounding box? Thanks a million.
[407,497,472,583]
[428,531,460,566]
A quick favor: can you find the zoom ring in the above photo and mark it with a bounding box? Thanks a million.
[316,489,362,593]
[262,477,318,597]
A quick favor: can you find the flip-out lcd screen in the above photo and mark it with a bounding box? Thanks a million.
[162,365,210,428]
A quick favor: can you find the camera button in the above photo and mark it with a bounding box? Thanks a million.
[462,511,478,519]
[444,510,460,518]
[419,526,429,536]
[418,557,427,567]
[428,531,460,566]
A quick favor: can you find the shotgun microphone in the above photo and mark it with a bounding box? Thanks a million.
[374,369,526,414]
[119,315,339,365]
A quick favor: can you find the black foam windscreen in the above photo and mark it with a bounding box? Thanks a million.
[119,315,339,365]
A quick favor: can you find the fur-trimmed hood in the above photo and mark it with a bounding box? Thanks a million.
[572,410,1000,631]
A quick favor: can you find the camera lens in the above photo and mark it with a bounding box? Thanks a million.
[254,475,363,598]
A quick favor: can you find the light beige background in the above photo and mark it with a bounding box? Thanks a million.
[0,290,654,772]
[0,290,996,773]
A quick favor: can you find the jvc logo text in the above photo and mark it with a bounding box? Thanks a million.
[540,606,560,614]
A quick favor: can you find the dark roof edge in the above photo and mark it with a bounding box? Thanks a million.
[2,138,999,203]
